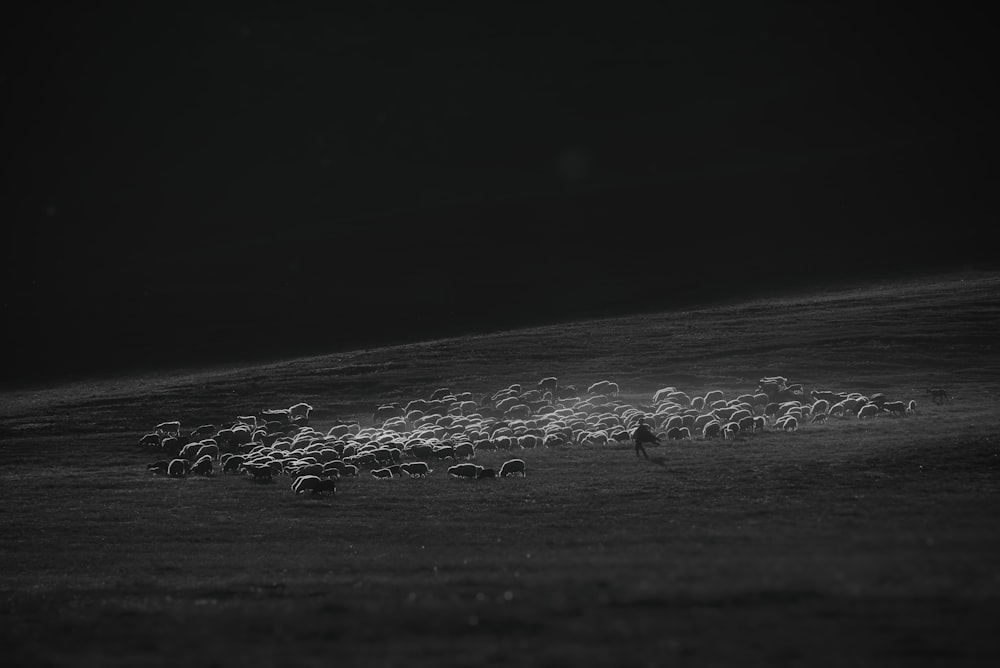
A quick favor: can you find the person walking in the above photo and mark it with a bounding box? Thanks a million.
[632,419,659,459]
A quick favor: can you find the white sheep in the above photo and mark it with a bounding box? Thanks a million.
[448,463,484,479]
[883,401,907,417]
[156,421,181,437]
[167,458,190,478]
[400,462,431,478]
[499,458,526,478]
[288,403,314,420]
[857,404,880,420]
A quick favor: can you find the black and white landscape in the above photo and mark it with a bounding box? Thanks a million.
[2,271,999,666]
[1,4,996,666]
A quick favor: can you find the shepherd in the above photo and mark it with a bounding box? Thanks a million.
[631,419,659,459]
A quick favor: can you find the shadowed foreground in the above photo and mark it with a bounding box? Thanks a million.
[2,272,999,666]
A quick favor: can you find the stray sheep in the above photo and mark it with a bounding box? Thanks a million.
[499,459,526,478]
[907,400,918,415]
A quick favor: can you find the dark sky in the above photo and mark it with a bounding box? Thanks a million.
[1,4,992,383]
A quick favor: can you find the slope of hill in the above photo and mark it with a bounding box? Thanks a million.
[1,270,998,666]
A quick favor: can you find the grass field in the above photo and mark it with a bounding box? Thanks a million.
[2,271,999,667]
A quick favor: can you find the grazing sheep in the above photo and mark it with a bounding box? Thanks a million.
[652,387,678,403]
[453,442,476,459]
[242,463,274,482]
[499,459,526,478]
[883,401,907,417]
[907,400,918,415]
[189,424,216,438]
[810,412,828,424]
[147,460,169,475]
[926,388,950,403]
[222,455,246,473]
[371,468,394,480]
[587,380,619,397]
[775,415,799,431]
[702,420,722,439]
[477,467,496,479]
[430,387,452,401]
[448,463,484,479]
[191,455,215,476]
[139,433,162,447]
[722,422,740,439]
[195,443,220,461]
[156,421,181,437]
[857,404,880,420]
[288,402,313,420]
[666,426,691,440]
[537,377,559,394]
[703,390,725,406]
[167,458,190,478]
[292,475,335,496]
[400,462,432,478]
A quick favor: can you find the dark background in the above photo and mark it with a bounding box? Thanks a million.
[1,3,992,385]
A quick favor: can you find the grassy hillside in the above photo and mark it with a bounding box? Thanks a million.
[2,271,999,666]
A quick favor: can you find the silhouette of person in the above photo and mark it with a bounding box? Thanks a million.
[632,419,658,459]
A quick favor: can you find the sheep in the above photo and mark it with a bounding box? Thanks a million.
[453,442,476,459]
[156,421,181,436]
[371,468,394,480]
[288,402,313,420]
[430,387,452,401]
[857,404,880,420]
[810,412,828,424]
[702,420,722,439]
[537,377,559,394]
[292,475,335,496]
[477,467,496,479]
[883,401,907,417]
[400,462,431,478]
[504,404,532,420]
[703,390,725,406]
[666,426,691,440]
[907,399,918,415]
[721,422,740,439]
[242,463,274,482]
[926,388,950,403]
[189,424,216,438]
[737,416,756,433]
[222,455,246,473]
[652,387,678,403]
[167,458,190,478]
[195,443,220,461]
[810,399,830,416]
[448,463,484,479]
[499,459,526,478]
[139,433,162,447]
[775,415,799,431]
[146,460,169,475]
[587,381,619,397]
[191,454,215,476]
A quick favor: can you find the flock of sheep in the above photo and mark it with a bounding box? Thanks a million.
[141,375,936,496]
